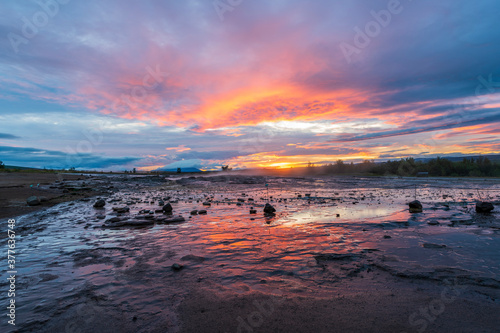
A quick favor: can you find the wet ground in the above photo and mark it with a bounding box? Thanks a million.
[1,175,499,332]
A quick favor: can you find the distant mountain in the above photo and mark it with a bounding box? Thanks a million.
[4,165,41,170]
[414,154,500,163]
[156,167,202,173]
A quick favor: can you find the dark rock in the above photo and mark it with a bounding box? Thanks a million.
[264,203,276,214]
[409,200,423,213]
[198,210,207,214]
[103,219,154,228]
[202,202,211,206]
[162,203,173,213]
[422,243,446,249]
[39,196,49,202]
[383,235,392,239]
[250,209,257,214]
[237,198,245,202]
[156,215,186,224]
[172,263,183,271]
[27,196,41,206]
[93,199,106,208]
[476,201,494,213]
[190,210,198,215]
[112,206,130,213]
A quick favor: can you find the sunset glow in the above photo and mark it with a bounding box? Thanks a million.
[1,0,500,170]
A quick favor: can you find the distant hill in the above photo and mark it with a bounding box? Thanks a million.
[4,165,41,170]
[414,154,500,163]
[156,167,202,173]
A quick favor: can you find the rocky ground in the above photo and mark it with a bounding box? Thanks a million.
[0,173,499,332]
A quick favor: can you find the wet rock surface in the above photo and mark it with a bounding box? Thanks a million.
[1,174,500,332]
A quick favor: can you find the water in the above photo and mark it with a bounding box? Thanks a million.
[1,176,499,332]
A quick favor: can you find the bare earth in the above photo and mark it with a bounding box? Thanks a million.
[0,172,98,219]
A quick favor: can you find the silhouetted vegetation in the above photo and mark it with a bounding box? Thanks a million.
[0,161,4,169]
[311,157,500,177]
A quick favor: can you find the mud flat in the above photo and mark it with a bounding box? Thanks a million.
[0,174,499,332]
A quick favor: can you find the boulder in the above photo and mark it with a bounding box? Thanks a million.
[93,199,106,208]
[264,203,276,215]
[476,201,494,213]
[198,210,207,214]
[409,200,423,213]
[162,203,173,213]
[27,196,40,206]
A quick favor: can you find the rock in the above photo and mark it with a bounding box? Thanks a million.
[190,210,198,215]
[427,220,439,225]
[172,263,183,271]
[103,218,154,228]
[27,196,40,206]
[159,201,164,206]
[422,243,446,249]
[156,215,186,224]
[93,199,106,208]
[305,194,311,197]
[106,217,122,223]
[162,203,173,213]
[198,210,207,214]
[476,201,494,213]
[39,196,49,202]
[409,200,423,213]
[263,203,276,214]
[237,198,245,202]
[250,209,257,214]
[383,235,392,239]
[202,202,211,206]
[112,206,130,213]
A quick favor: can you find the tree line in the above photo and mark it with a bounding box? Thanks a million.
[307,156,500,177]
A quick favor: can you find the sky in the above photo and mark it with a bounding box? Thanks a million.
[1,0,500,171]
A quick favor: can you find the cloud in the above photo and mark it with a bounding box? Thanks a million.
[0,133,20,139]
[1,1,500,169]
[0,145,141,170]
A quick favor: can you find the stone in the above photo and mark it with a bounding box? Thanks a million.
[250,209,257,214]
[202,202,211,206]
[27,196,40,206]
[172,263,183,271]
[162,203,173,213]
[476,201,494,213]
[409,200,423,213]
[93,199,106,208]
[422,243,446,249]
[264,203,276,214]
[198,210,207,214]
[156,215,186,223]
[39,196,49,202]
[112,206,130,213]
[190,210,198,215]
